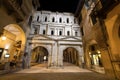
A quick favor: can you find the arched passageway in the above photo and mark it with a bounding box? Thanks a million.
[31,46,48,65]
[63,47,79,66]
[0,24,26,64]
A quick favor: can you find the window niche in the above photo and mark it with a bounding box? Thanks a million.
[37,16,39,22]
[67,31,70,36]
[52,17,55,22]
[43,30,46,35]
[59,30,62,35]
[75,31,78,36]
[45,17,47,22]
[33,25,39,34]
[59,18,62,23]
[51,30,54,35]
[34,28,38,34]
[67,18,69,23]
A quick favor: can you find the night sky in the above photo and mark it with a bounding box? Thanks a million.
[38,0,80,13]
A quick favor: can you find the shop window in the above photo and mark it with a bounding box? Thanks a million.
[67,31,70,36]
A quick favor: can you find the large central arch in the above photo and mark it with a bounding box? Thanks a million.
[58,45,83,67]
[31,46,49,67]
[63,47,79,66]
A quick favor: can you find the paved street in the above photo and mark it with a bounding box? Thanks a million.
[0,63,110,80]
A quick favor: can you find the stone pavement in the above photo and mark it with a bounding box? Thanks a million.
[0,63,110,80]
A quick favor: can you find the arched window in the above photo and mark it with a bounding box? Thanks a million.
[45,17,47,22]
[52,17,55,22]
[59,18,62,23]
[43,30,46,35]
[51,30,54,35]
[75,31,78,36]
[67,18,69,23]
[59,31,62,35]
[67,31,70,36]
[37,16,39,21]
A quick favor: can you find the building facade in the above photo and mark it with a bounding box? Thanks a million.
[0,0,40,69]
[27,11,83,67]
[77,0,120,80]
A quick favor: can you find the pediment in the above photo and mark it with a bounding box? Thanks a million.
[32,35,52,40]
[60,37,81,41]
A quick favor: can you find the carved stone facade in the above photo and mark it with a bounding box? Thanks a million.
[27,11,83,67]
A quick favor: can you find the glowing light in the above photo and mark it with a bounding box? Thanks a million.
[89,52,91,54]
[97,50,101,53]
[1,35,6,40]
[5,44,10,49]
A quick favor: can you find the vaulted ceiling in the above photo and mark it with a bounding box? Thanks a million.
[38,0,80,14]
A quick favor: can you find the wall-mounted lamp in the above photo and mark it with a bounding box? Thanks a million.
[1,35,6,40]
[97,50,101,53]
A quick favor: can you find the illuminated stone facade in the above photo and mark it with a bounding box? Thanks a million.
[27,11,83,67]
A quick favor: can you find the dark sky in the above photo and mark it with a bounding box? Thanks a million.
[38,0,80,13]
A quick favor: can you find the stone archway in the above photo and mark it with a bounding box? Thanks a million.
[0,24,26,62]
[58,45,83,67]
[63,47,79,66]
[31,46,49,67]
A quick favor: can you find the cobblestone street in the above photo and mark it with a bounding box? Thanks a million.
[0,63,110,80]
